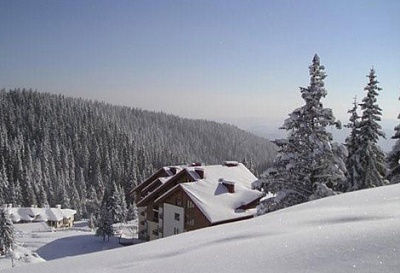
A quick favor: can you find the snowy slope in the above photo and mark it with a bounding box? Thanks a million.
[4,184,400,273]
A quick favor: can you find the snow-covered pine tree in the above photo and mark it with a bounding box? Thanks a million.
[0,162,9,205]
[261,54,345,212]
[117,184,128,223]
[95,206,113,242]
[386,95,400,184]
[356,68,387,189]
[86,185,100,220]
[69,181,82,220]
[95,191,114,241]
[127,202,138,221]
[105,181,127,224]
[0,207,15,266]
[344,97,362,191]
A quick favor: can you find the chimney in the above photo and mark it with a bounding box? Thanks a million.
[55,204,62,209]
[223,161,239,167]
[191,162,202,167]
[194,167,205,179]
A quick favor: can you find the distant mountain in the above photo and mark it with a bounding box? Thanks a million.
[0,89,277,217]
[240,117,396,153]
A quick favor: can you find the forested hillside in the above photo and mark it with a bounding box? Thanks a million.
[0,89,276,218]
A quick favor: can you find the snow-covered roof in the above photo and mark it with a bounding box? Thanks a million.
[8,207,42,223]
[155,163,263,224]
[6,207,77,223]
[130,166,183,197]
[138,167,200,206]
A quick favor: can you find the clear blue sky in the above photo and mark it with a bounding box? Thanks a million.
[1,0,399,137]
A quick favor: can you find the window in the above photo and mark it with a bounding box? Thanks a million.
[175,198,182,206]
[187,219,195,226]
[153,211,159,221]
[174,227,180,234]
[186,200,195,209]
[174,213,180,221]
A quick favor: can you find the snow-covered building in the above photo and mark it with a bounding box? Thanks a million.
[5,205,76,228]
[130,162,263,241]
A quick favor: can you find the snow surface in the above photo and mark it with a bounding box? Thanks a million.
[0,221,138,270]
[3,184,400,273]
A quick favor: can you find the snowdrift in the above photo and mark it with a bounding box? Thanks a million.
[4,184,400,273]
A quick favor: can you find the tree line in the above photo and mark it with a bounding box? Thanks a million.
[258,54,399,214]
[0,89,277,220]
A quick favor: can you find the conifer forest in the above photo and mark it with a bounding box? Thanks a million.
[0,89,277,219]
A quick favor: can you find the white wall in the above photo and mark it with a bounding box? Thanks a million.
[148,220,159,241]
[163,203,184,238]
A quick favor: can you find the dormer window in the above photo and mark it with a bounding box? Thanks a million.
[194,167,205,179]
[221,180,236,193]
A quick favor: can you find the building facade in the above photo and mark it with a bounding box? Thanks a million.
[130,162,263,241]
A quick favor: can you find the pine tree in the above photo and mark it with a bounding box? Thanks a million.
[117,184,128,223]
[8,180,23,206]
[0,162,9,205]
[356,68,387,189]
[387,95,400,184]
[0,208,15,266]
[95,193,114,242]
[127,202,138,221]
[262,54,345,211]
[33,160,49,207]
[86,186,100,219]
[69,181,82,220]
[107,181,127,224]
[344,97,362,191]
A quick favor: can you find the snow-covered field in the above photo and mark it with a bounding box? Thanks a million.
[3,184,400,272]
[0,220,138,270]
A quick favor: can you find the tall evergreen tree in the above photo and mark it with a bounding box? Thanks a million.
[356,68,387,189]
[127,201,138,221]
[105,181,127,224]
[0,208,15,266]
[0,162,9,205]
[69,181,82,218]
[32,159,49,207]
[8,180,23,206]
[117,184,128,223]
[387,95,400,184]
[344,97,362,191]
[95,191,114,242]
[262,54,345,211]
